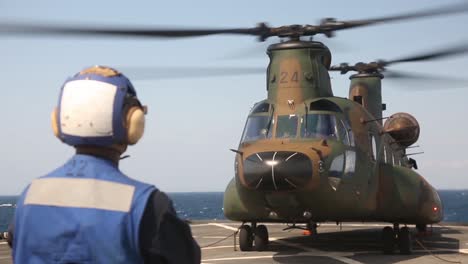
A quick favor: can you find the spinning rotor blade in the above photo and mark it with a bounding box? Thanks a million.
[1,3,468,40]
[385,44,468,65]
[386,69,468,83]
[118,66,264,80]
[321,2,468,33]
[330,43,468,74]
[0,22,266,39]
[384,70,468,90]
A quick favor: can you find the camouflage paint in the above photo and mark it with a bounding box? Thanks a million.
[223,40,442,226]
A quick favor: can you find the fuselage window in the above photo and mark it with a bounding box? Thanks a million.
[241,115,272,143]
[301,114,338,140]
[329,150,356,179]
[370,134,377,161]
[344,151,356,178]
[383,144,387,163]
[329,154,344,178]
[276,115,298,138]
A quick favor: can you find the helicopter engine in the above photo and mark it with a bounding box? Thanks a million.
[383,112,420,147]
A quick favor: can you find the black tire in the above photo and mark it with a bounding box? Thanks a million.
[239,225,253,251]
[254,224,269,251]
[416,224,427,233]
[382,226,395,254]
[398,227,413,255]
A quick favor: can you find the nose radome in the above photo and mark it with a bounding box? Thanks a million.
[242,151,313,191]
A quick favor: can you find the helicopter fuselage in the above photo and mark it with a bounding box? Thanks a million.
[224,96,442,225]
[223,40,442,226]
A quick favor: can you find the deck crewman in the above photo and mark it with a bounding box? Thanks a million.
[9,66,201,263]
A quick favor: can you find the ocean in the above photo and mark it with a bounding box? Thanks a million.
[1,191,467,232]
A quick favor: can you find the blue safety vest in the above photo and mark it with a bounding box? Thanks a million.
[13,154,155,263]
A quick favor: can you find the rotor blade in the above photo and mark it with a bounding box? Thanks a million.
[323,2,468,33]
[385,44,468,65]
[117,66,265,80]
[2,3,468,41]
[0,22,267,39]
[384,69,468,90]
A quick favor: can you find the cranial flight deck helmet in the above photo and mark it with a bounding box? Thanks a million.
[51,66,146,147]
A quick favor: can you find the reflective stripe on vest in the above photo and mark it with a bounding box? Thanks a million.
[25,178,135,212]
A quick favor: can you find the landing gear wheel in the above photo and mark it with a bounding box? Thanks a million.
[398,226,413,254]
[416,224,427,233]
[239,225,253,251]
[254,224,269,251]
[382,226,395,254]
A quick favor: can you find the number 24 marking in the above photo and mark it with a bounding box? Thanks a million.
[280,71,299,83]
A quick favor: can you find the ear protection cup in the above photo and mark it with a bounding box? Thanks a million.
[126,106,145,145]
[51,107,60,138]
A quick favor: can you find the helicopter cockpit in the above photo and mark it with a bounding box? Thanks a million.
[241,101,355,146]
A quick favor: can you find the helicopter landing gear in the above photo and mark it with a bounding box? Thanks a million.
[416,223,427,233]
[381,224,413,255]
[254,224,269,251]
[239,223,269,252]
[239,224,253,251]
[382,226,395,254]
[307,221,318,235]
[398,227,412,254]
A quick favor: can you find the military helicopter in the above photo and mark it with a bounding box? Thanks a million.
[2,2,468,255]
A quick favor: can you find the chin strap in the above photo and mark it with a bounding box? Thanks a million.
[120,155,131,160]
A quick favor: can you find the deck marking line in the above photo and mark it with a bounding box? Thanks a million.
[274,239,363,264]
[190,224,214,227]
[202,245,234,250]
[199,236,234,239]
[203,254,280,262]
[209,223,238,231]
[202,252,364,262]
[0,242,6,245]
[210,222,364,264]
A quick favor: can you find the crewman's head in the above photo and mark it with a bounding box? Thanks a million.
[51,66,147,153]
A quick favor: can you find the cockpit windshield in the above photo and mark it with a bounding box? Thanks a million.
[276,115,298,138]
[241,115,272,143]
[301,114,338,139]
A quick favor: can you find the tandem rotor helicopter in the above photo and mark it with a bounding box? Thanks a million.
[2,2,468,255]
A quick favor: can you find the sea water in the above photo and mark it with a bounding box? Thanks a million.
[1,191,467,232]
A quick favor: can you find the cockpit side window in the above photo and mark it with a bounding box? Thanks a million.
[340,119,355,147]
[276,115,298,138]
[241,115,272,143]
[301,114,338,139]
[251,102,270,114]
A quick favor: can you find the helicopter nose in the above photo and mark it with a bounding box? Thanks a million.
[242,151,313,191]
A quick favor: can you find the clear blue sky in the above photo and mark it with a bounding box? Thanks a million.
[0,0,467,194]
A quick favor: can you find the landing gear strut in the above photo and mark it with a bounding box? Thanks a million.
[381,224,412,255]
[238,222,269,252]
[307,221,318,235]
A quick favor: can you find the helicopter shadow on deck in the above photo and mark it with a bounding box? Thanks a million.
[270,226,462,264]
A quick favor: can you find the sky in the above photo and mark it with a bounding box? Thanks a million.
[0,0,467,194]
